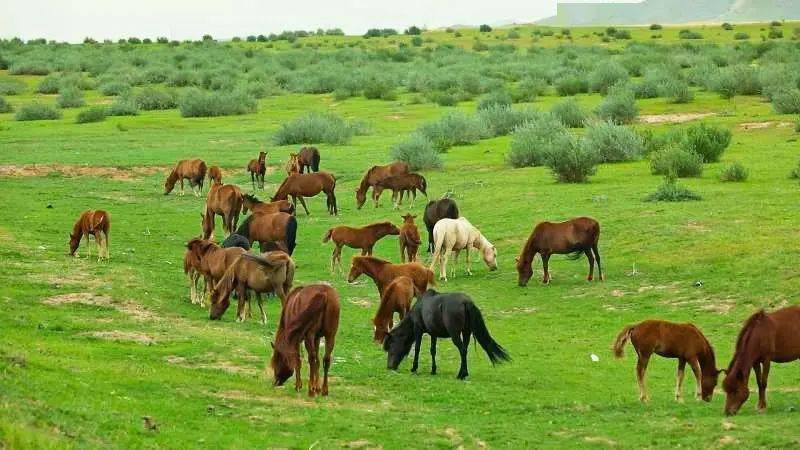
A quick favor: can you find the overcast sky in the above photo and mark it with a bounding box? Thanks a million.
[1,0,643,43]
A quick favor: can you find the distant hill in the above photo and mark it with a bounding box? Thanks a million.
[538,0,800,26]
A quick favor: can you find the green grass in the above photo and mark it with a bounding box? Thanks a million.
[2,22,800,448]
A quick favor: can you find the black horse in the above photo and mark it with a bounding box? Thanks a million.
[383,289,509,379]
[423,198,459,253]
[221,233,251,250]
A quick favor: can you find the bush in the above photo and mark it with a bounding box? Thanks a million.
[75,106,107,124]
[479,24,492,32]
[418,111,488,151]
[790,160,800,179]
[719,162,749,182]
[477,105,538,137]
[583,121,644,163]
[646,178,701,202]
[556,75,589,96]
[722,23,734,31]
[734,32,750,40]
[661,79,694,103]
[511,77,546,103]
[768,28,784,39]
[432,91,458,106]
[476,90,512,111]
[545,136,598,183]
[595,88,638,124]
[507,113,571,168]
[98,81,131,96]
[36,74,62,94]
[550,98,586,128]
[108,97,139,116]
[362,76,397,101]
[57,87,85,108]
[178,88,257,117]
[650,145,703,178]
[684,123,732,162]
[411,36,423,47]
[588,63,629,94]
[0,78,26,95]
[390,132,442,170]
[15,103,61,121]
[272,111,367,145]
[650,24,663,30]
[772,89,800,114]
[472,41,489,52]
[679,29,703,40]
[0,96,12,113]
[134,87,177,110]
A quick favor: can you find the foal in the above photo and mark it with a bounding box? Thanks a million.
[247,151,267,190]
[374,173,427,209]
[202,182,243,240]
[241,194,295,216]
[68,210,110,261]
[164,159,207,196]
[373,276,416,343]
[323,222,400,273]
[613,320,722,403]
[355,161,409,209]
[207,166,223,185]
[347,255,434,299]
[399,214,421,262]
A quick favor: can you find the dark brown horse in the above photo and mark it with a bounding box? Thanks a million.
[272,172,337,215]
[297,146,321,173]
[347,255,434,299]
[723,306,800,415]
[68,209,110,261]
[355,161,409,209]
[271,284,340,397]
[234,212,298,255]
[202,182,243,240]
[164,159,207,196]
[323,222,400,273]
[374,173,427,209]
[184,238,245,307]
[373,276,416,343]
[208,166,223,185]
[613,320,722,403]
[247,151,267,190]
[423,198,459,253]
[516,217,602,286]
[241,194,295,215]
[399,214,421,262]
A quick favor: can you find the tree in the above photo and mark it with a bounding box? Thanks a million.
[479,24,492,32]
[405,25,422,35]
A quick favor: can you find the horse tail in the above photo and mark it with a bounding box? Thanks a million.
[466,301,510,365]
[312,150,320,172]
[286,216,298,255]
[612,325,635,358]
[419,175,427,195]
[426,269,436,288]
[276,292,329,355]
[322,228,333,243]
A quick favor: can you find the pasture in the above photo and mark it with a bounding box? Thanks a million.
[2,22,800,448]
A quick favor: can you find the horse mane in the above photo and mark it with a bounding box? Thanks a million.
[366,221,395,230]
[243,193,261,204]
[212,263,237,300]
[358,166,377,193]
[70,215,84,238]
[727,310,769,374]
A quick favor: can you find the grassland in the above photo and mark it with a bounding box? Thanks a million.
[1,22,800,449]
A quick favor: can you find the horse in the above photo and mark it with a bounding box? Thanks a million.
[384,289,510,379]
[184,238,246,307]
[373,276,416,344]
[247,151,267,190]
[430,217,497,281]
[613,320,722,403]
[399,214,421,263]
[234,212,298,255]
[722,306,800,416]
[423,198,459,253]
[374,173,427,209]
[208,166,223,185]
[164,159,207,196]
[183,250,203,306]
[241,194,295,216]
[221,233,251,250]
[201,182,243,240]
[68,209,110,261]
[209,251,295,324]
[515,217,603,286]
[355,161,410,209]
[297,146,321,173]
[347,255,435,298]
[285,153,300,175]
[322,222,400,273]
[272,172,337,215]
[271,284,340,397]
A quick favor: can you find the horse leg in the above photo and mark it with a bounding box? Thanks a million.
[256,293,266,326]
[541,253,552,284]
[755,361,770,411]
[330,245,338,273]
[410,189,416,208]
[294,351,303,392]
[585,249,595,281]
[322,334,334,396]
[399,241,406,263]
[440,247,451,282]
[296,196,310,215]
[452,333,469,380]
[410,331,423,373]
[636,352,651,402]
[235,285,248,322]
[465,248,472,276]
[304,338,319,397]
[689,359,702,400]
[593,244,604,281]
[675,359,687,402]
[430,337,437,375]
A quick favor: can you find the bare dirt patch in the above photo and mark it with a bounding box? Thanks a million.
[43,292,154,321]
[166,354,259,376]
[0,164,167,181]
[639,113,714,124]
[348,297,373,308]
[82,330,156,345]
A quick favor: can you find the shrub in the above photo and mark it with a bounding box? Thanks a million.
[734,32,750,40]
[390,132,442,170]
[0,96,12,113]
[405,26,422,35]
[0,78,26,95]
[108,97,139,116]
[479,24,492,32]
[796,117,800,133]
[135,87,177,110]
[550,98,586,128]
[36,74,62,94]
[431,91,459,107]
[507,113,571,168]
[679,29,703,40]
[477,105,538,137]
[771,20,783,27]
[545,136,598,183]
[614,30,632,40]
[583,121,644,163]
[790,160,800,179]
[650,145,703,177]
[768,28,784,39]
[476,90,512,111]
[588,63,629,94]
[719,162,749,182]
[98,81,131,96]
[722,23,734,31]
[661,79,693,103]
[178,88,257,117]
[57,87,84,108]
[418,111,488,150]
[646,177,701,202]
[167,70,198,87]
[684,123,732,162]
[650,24,663,30]
[511,77,546,103]
[15,103,61,121]
[772,89,800,114]
[411,36,423,47]
[555,74,589,96]
[472,41,489,52]
[272,111,367,145]
[595,88,638,124]
[75,106,108,124]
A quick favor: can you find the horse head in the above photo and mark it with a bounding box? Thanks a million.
[478,236,498,271]
[383,319,415,370]
[68,233,80,256]
[701,367,724,402]
[164,170,178,194]
[346,259,364,283]
[401,214,416,224]
[270,342,295,386]
[723,368,749,415]
[515,255,533,287]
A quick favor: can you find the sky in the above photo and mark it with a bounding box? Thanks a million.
[1,0,643,43]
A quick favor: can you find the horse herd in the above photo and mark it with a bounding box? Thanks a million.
[64,147,799,414]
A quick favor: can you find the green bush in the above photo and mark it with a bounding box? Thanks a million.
[56,87,85,108]
[75,106,108,124]
[476,90,512,111]
[135,87,178,110]
[583,121,644,163]
[178,88,257,117]
[511,78,546,103]
[108,97,139,116]
[15,103,62,121]
[771,89,800,114]
[722,23,734,31]
[0,78,26,95]
[734,32,750,40]
[506,113,570,168]
[683,123,732,162]
[418,111,488,151]
[768,28,784,39]
[362,76,397,101]
[472,41,489,52]
[411,36,423,47]
[595,88,638,124]
[479,24,492,32]
[0,96,12,113]
[550,98,586,128]
[650,24,663,30]
[545,135,598,183]
[790,160,800,179]
[650,145,703,178]
[646,178,701,202]
[679,29,703,40]
[98,81,131,96]
[477,105,538,137]
[432,92,459,107]
[272,111,367,145]
[719,162,749,182]
[555,75,589,96]
[36,74,62,94]
[390,132,442,170]
[588,63,629,94]
[661,79,694,103]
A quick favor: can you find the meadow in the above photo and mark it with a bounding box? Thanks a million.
[1,21,800,449]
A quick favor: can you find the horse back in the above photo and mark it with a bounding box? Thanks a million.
[631,320,709,359]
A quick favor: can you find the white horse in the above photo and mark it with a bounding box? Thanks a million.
[430,217,497,281]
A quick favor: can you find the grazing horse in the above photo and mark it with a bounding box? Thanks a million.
[241,194,295,216]
[184,238,245,307]
[323,222,400,273]
[399,214,421,263]
[515,217,602,286]
[271,284,340,397]
[722,306,800,416]
[374,173,427,209]
[68,209,110,261]
[285,153,300,175]
[373,276,416,344]
[207,166,223,185]
[164,159,207,196]
[613,320,722,403]
[272,172,338,215]
[430,217,497,281]
[384,289,510,379]
[297,146,321,173]
[247,151,267,190]
[355,161,410,209]
[209,251,295,324]
[234,212,298,255]
[201,182,243,240]
[423,198,459,253]
[347,255,435,298]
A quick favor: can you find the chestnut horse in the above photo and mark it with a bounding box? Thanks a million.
[323,222,400,273]
[164,159,207,196]
[68,209,110,261]
[515,217,602,286]
[297,146,321,173]
[355,161,409,209]
[272,172,338,215]
[271,284,340,397]
[374,173,427,209]
[208,166,223,185]
[347,255,435,299]
[373,276,416,343]
[285,153,300,175]
[247,151,267,190]
[184,238,245,307]
[234,212,298,255]
[722,306,800,416]
[241,194,295,216]
[201,182,243,240]
[423,198,459,253]
[399,214,421,262]
[613,320,722,403]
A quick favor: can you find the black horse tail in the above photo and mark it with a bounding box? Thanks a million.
[286,216,298,255]
[312,151,321,172]
[466,302,510,365]
[419,175,427,196]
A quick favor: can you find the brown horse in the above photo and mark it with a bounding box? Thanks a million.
[234,212,298,255]
[202,182,243,240]
[515,217,602,286]
[184,238,246,307]
[373,276,416,343]
[271,284,340,397]
[272,172,338,215]
[613,320,722,403]
[347,255,434,298]
[355,161,410,209]
[722,306,800,416]
[164,159,207,196]
[68,210,110,261]
[285,153,300,175]
[247,151,267,190]
[209,251,295,324]
[297,146,321,173]
[374,173,428,209]
[241,194,295,216]
[323,222,400,273]
[208,166,223,185]
[399,214,421,262]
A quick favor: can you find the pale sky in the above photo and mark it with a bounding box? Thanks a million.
[0,0,643,43]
